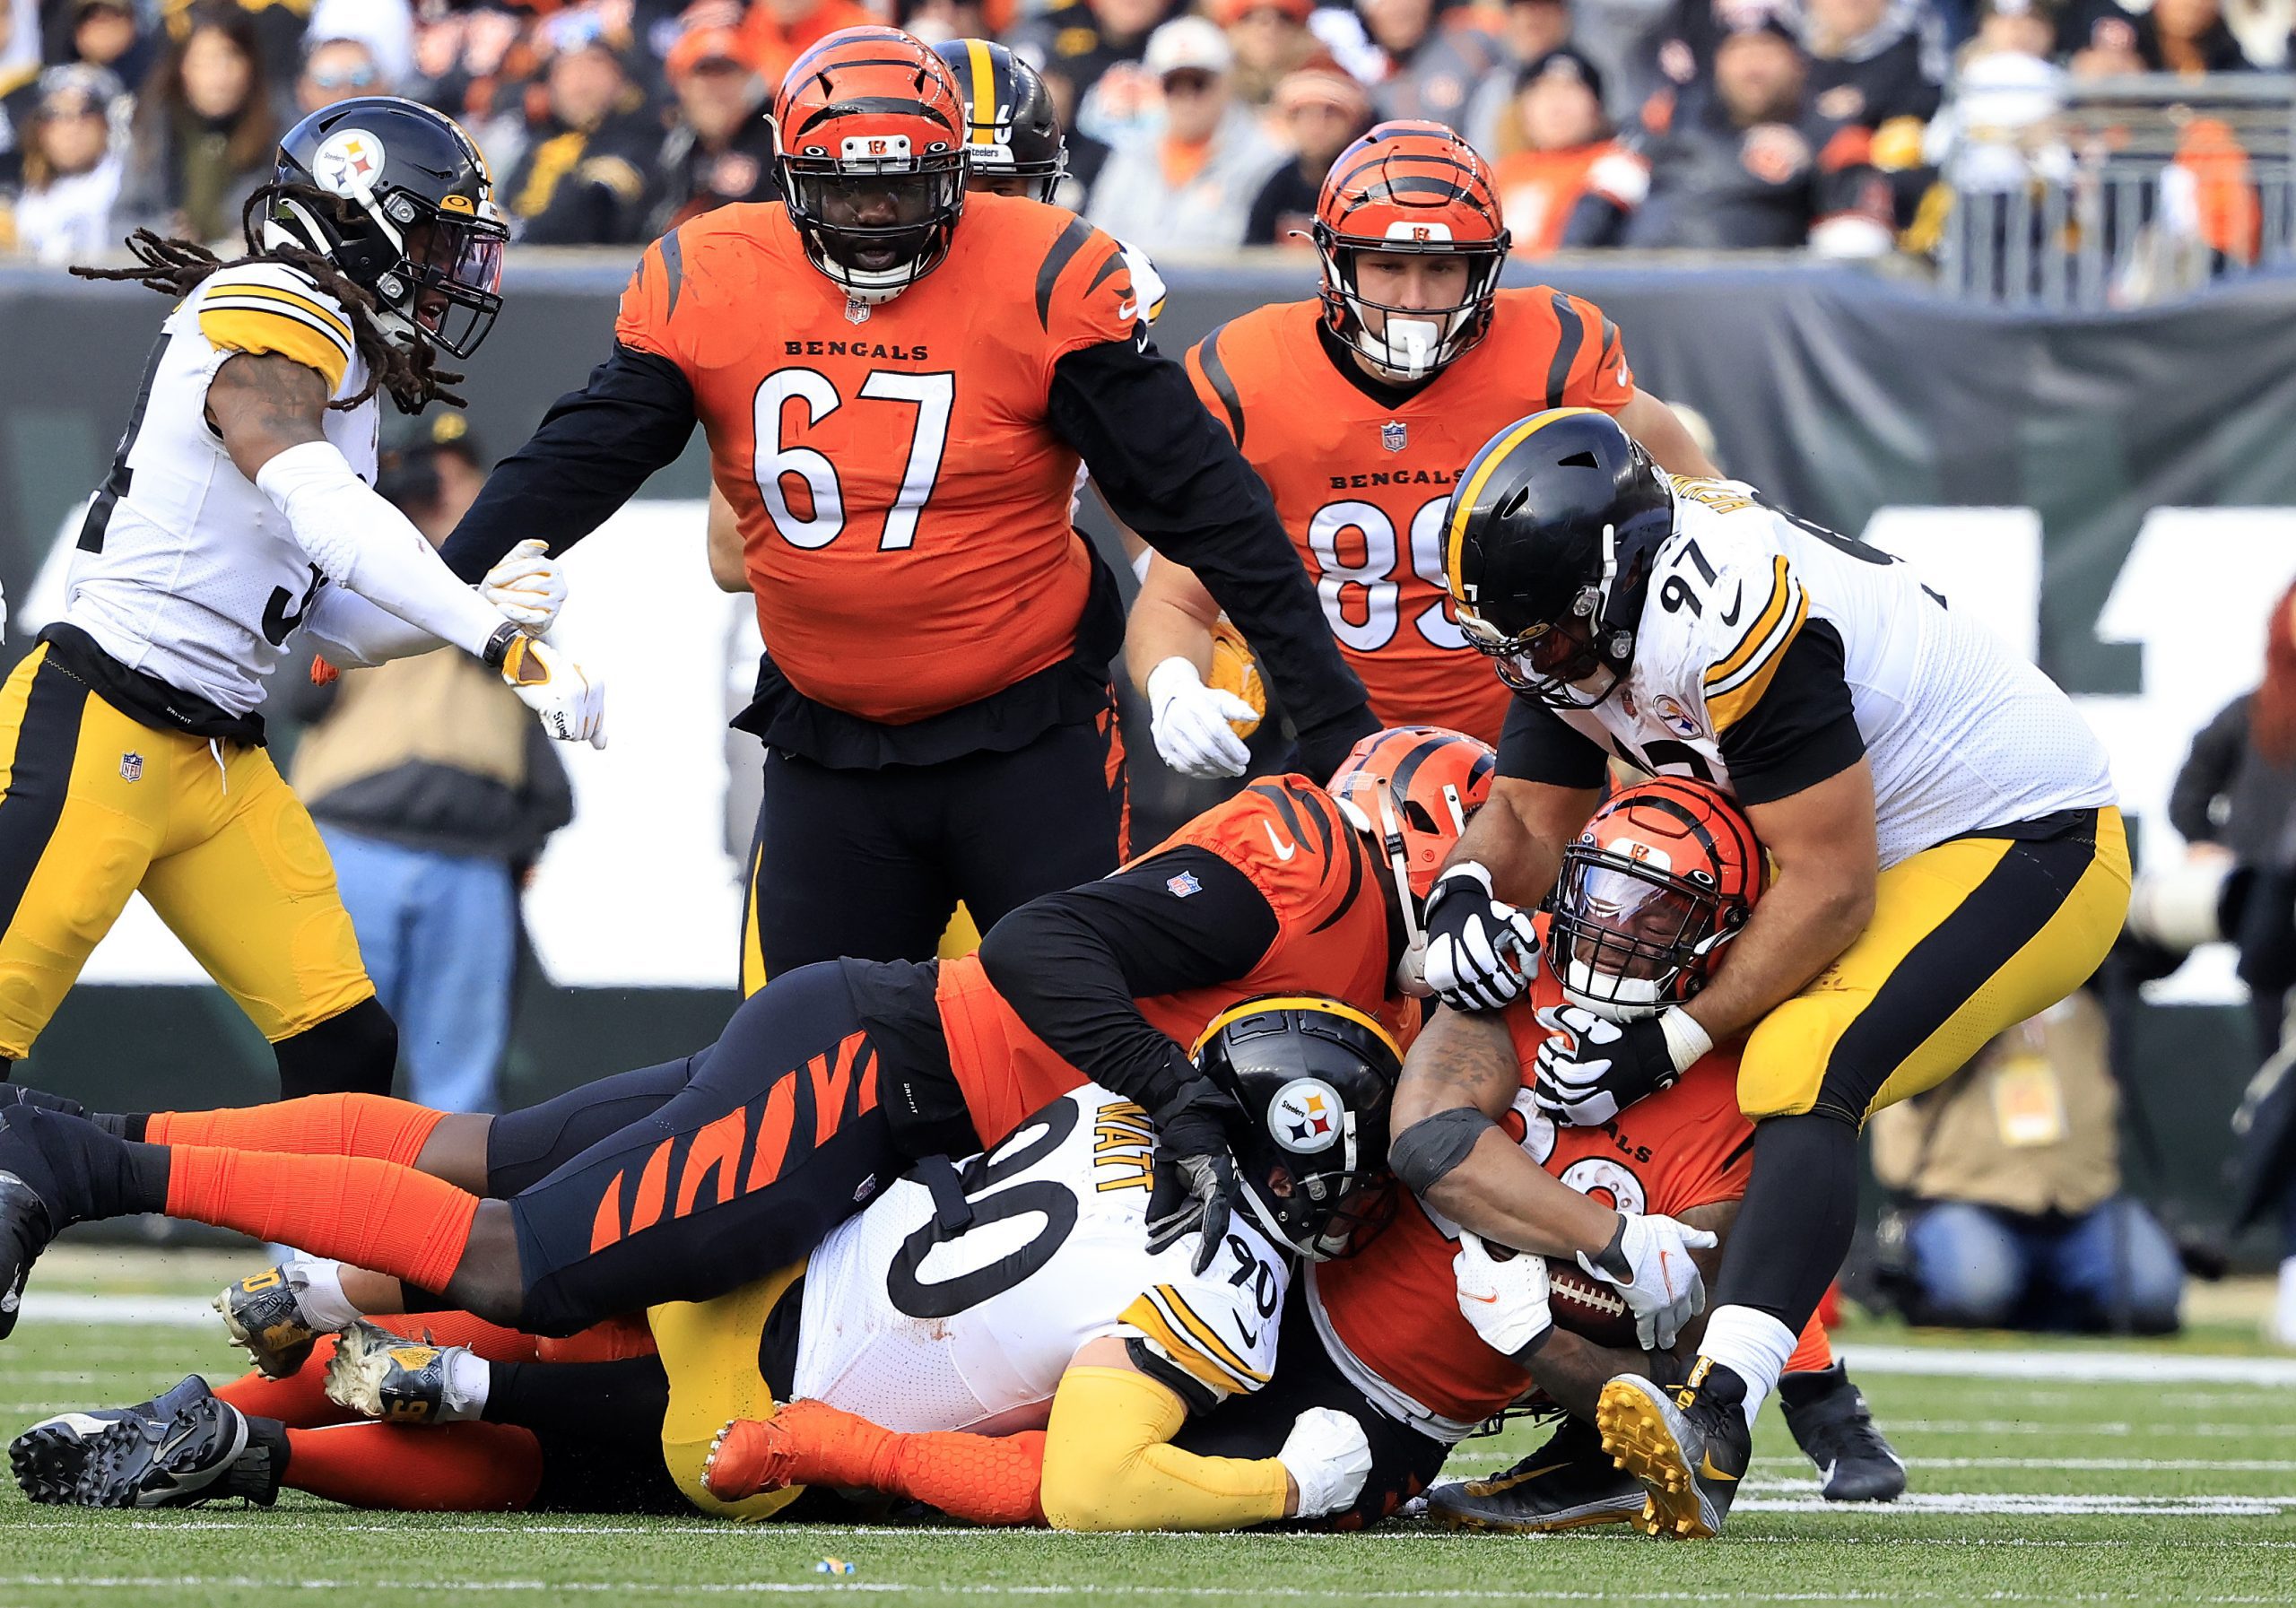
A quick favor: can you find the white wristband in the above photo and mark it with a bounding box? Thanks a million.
[1657,1006,1715,1073]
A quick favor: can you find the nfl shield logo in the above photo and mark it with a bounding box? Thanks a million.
[119,752,143,782]
[1381,420,1408,453]
[845,299,870,325]
[1166,870,1202,899]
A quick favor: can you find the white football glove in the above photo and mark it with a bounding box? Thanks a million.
[1453,1231,1554,1360]
[1145,656,1254,779]
[500,634,606,749]
[1419,863,1542,1012]
[1578,1212,1718,1351]
[480,538,569,633]
[1277,1406,1373,1520]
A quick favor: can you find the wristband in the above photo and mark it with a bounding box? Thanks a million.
[481,620,520,669]
[1657,1007,1714,1074]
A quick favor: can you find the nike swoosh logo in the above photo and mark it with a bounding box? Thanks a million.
[1118,300,1139,321]
[1718,585,1744,628]
[1699,1451,1740,1483]
[1263,822,1297,861]
[1231,1315,1263,1348]
[1462,1291,1499,1304]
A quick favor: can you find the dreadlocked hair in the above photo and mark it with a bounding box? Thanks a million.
[69,183,466,413]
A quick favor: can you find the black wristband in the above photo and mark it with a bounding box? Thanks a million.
[1510,1322,1556,1367]
[1593,1214,1632,1281]
[481,620,521,669]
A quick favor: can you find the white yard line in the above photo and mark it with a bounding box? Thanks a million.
[1884,1421,2291,1438]
[1839,1344,2296,1386]
[12,1293,216,1326]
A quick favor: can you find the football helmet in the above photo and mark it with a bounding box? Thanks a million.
[1328,725,1497,989]
[775,27,968,303]
[1551,778,1763,1021]
[268,97,507,359]
[1312,121,1509,383]
[933,38,1066,202]
[1193,996,1404,1261]
[1445,406,1675,708]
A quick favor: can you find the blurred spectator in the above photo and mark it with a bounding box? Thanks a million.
[117,4,277,246]
[163,0,314,90]
[1465,0,1578,155]
[1804,0,1941,133]
[283,413,573,1117]
[53,0,155,94]
[408,4,542,138]
[1244,65,1370,243]
[1643,0,1796,130]
[650,22,777,236]
[500,12,655,246]
[1352,0,1504,131]
[294,36,386,117]
[307,0,416,91]
[1871,991,2186,1335]
[1963,0,2057,63]
[1220,0,1322,109]
[897,0,993,48]
[2063,0,2257,73]
[1086,14,1283,252]
[1017,0,1172,118]
[1492,47,1633,253]
[1,63,123,262]
[743,0,882,87]
[1570,18,1895,251]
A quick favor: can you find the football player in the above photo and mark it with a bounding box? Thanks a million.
[19,1004,1398,1527]
[0,97,600,1102]
[1415,409,2128,1536]
[430,28,1377,992]
[1124,120,1717,778]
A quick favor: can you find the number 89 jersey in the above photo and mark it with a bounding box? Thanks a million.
[790,1086,1289,1434]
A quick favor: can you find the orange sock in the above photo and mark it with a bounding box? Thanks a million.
[1785,1310,1834,1376]
[773,1400,1045,1525]
[213,1334,352,1428]
[147,1094,446,1166]
[283,1421,544,1511]
[164,1149,477,1296]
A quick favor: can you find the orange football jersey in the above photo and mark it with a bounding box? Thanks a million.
[935,775,1404,1149]
[1315,919,1750,1429]
[616,194,1138,724]
[1185,291,1637,747]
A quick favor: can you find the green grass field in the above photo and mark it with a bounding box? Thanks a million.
[4,1248,2293,1607]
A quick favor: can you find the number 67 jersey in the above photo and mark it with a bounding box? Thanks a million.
[789,1086,1289,1434]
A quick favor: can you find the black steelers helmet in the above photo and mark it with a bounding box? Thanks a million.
[1192,997,1403,1262]
[1442,407,1675,708]
[269,97,507,359]
[932,39,1067,202]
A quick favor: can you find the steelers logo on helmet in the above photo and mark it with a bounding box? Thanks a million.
[1269,1077,1344,1155]
[313,129,387,197]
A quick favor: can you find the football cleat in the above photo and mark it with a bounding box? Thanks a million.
[9,1375,214,1505]
[324,1318,481,1425]
[0,1108,74,1342]
[1596,1360,1751,1540]
[73,1377,285,1508]
[1424,1413,1645,1533]
[216,1265,326,1379]
[702,1400,847,1500]
[1779,1362,1907,1502]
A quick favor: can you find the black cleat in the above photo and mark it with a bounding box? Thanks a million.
[1596,1360,1752,1540]
[0,1108,71,1342]
[74,1377,285,1508]
[1426,1414,1646,1533]
[9,1375,215,1504]
[1779,1362,1906,1502]
[0,1087,86,1121]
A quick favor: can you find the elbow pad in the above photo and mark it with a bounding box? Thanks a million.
[1389,1107,1496,1196]
[255,440,509,661]
[1039,1366,1288,1533]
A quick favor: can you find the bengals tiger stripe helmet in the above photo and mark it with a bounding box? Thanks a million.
[775,27,969,302]
[1312,121,1509,383]
[932,38,1067,202]
[1551,778,1765,1021]
[1328,726,1498,990]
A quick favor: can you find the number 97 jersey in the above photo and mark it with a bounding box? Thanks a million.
[788,1086,1290,1434]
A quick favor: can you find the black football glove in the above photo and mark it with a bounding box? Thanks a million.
[1146,1083,1244,1276]
[1419,863,1541,1012]
[1532,1004,1701,1126]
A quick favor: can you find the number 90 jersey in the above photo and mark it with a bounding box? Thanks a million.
[789,1086,1289,1434]
[1186,291,1635,748]
[1542,480,2118,868]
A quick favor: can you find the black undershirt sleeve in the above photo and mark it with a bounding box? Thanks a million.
[439,343,699,582]
[1497,693,1611,787]
[976,845,1281,1115]
[1716,619,1866,805]
[1046,336,1377,778]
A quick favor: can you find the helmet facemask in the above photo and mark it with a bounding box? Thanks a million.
[1551,843,1745,1021]
[779,136,966,303]
[265,179,506,361]
[1314,226,1505,384]
[1458,508,1668,710]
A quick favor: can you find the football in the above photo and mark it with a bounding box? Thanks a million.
[1205,616,1265,738]
[1545,1256,1639,1350]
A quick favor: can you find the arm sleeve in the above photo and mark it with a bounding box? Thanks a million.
[2168,696,2249,844]
[296,583,448,669]
[1048,336,1376,777]
[1038,1366,1289,1533]
[437,341,699,581]
[1497,694,1611,787]
[1713,618,1866,804]
[974,846,1281,1116]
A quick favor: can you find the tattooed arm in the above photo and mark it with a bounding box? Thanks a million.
[208,351,332,480]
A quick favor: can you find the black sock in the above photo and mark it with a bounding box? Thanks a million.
[1710,1110,1861,1331]
[483,1355,670,1448]
[91,1113,149,1142]
[1776,1360,1848,1406]
[15,1108,169,1220]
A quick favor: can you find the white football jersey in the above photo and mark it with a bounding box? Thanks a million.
[62,259,377,717]
[792,1086,1289,1435]
[1552,478,2117,868]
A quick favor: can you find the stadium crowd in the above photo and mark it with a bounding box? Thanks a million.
[0,0,2283,265]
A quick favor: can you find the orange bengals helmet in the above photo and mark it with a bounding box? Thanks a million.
[1312,121,1509,383]
[1551,778,1765,1021]
[1328,726,1497,984]
[774,27,969,302]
